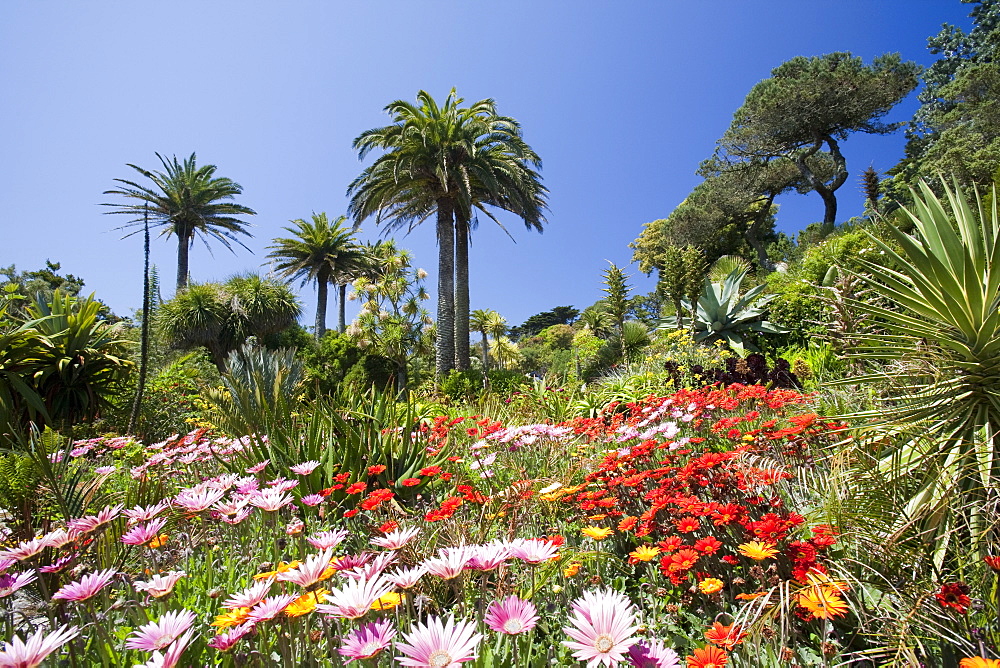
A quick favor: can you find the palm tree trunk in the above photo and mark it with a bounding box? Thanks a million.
[338,283,347,333]
[454,212,471,371]
[176,233,191,292]
[481,332,490,371]
[128,208,151,436]
[315,272,329,341]
[435,200,456,378]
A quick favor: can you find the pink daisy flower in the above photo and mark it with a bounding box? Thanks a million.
[300,494,325,507]
[316,575,394,620]
[509,538,560,564]
[0,538,48,562]
[246,594,297,623]
[290,460,320,475]
[307,529,349,551]
[422,546,473,580]
[383,565,427,590]
[395,614,482,667]
[133,629,193,668]
[329,553,373,572]
[40,529,76,549]
[125,609,196,651]
[341,552,397,581]
[0,571,36,598]
[248,488,294,512]
[173,487,226,513]
[94,466,116,475]
[121,518,168,546]
[563,590,640,668]
[220,507,252,525]
[627,639,682,668]
[246,459,269,474]
[276,550,334,590]
[66,504,123,535]
[134,571,186,599]
[234,477,260,494]
[0,624,78,667]
[222,579,273,610]
[483,596,539,635]
[339,619,396,663]
[39,555,76,574]
[51,568,117,602]
[370,527,420,550]
[207,623,254,652]
[466,542,513,571]
[124,501,170,524]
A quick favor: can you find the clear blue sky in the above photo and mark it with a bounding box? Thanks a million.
[0,1,972,329]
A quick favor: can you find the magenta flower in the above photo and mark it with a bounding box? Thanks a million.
[276,550,334,590]
[329,552,373,572]
[121,518,168,546]
[0,538,48,562]
[341,552,397,581]
[371,526,420,550]
[627,639,681,668]
[466,542,513,571]
[39,555,75,574]
[308,529,349,550]
[51,568,117,602]
[396,614,482,667]
[134,571,186,599]
[290,460,320,475]
[483,596,539,635]
[339,619,396,663]
[563,590,640,668]
[0,624,78,667]
[125,609,196,651]
[246,460,269,474]
[300,494,325,506]
[316,575,394,620]
[246,594,297,623]
[0,571,36,598]
[40,529,76,549]
[207,623,254,652]
[220,507,252,525]
[124,501,170,524]
[222,579,273,609]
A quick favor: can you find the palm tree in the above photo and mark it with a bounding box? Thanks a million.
[348,90,546,377]
[103,153,256,293]
[470,308,504,371]
[266,213,368,340]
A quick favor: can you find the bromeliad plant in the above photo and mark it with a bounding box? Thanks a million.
[658,266,787,354]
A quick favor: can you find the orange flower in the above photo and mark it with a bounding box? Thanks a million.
[984,555,1000,573]
[401,478,421,487]
[213,606,251,628]
[735,591,769,602]
[285,589,328,617]
[147,533,169,549]
[676,516,700,533]
[255,560,302,580]
[961,658,1000,668]
[737,541,778,560]
[686,645,728,668]
[371,592,404,610]
[628,545,661,564]
[704,622,746,649]
[698,578,724,595]
[563,562,581,578]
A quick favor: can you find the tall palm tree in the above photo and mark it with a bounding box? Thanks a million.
[103,153,256,293]
[266,213,368,340]
[470,308,503,372]
[348,90,546,377]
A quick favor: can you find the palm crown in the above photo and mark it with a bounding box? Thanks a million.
[103,153,256,292]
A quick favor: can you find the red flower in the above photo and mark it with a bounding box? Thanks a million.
[618,516,638,532]
[985,555,1000,573]
[333,472,351,483]
[343,509,358,518]
[676,516,700,533]
[704,622,747,650]
[936,582,971,614]
[694,536,722,555]
[401,478,421,487]
[367,465,387,475]
[419,466,441,477]
[360,489,394,511]
[379,521,399,533]
[686,644,728,668]
[345,482,367,495]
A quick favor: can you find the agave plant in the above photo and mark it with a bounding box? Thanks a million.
[658,266,787,353]
[837,179,1000,559]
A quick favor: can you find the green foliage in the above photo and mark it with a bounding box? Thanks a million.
[511,306,578,339]
[103,152,256,291]
[156,274,301,372]
[0,452,40,538]
[764,271,828,347]
[485,367,527,395]
[659,266,788,354]
[836,180,1000,558]
[440,368,483,403]
[601,262,631,335]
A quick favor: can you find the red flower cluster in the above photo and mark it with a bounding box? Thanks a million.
[936,582,971,614]
[424,496,463,522]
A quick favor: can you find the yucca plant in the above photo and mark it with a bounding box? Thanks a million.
[658,266,787,353]
[837,179,1000,561]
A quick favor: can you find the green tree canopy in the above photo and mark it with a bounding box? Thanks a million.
[716,52,920,235]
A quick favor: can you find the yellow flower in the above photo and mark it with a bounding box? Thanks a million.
[563,562,582,578]
[212,607,251,628]
[371,592,404,611]
[581,526,613,541]
[796,588,849,620]
[805,570,850,595]
[588,514,607,521]
[255,560,303,580]
[285,589,328,617]
[627,545,661,563]
[737,541,778,560]
[699,578,724,595]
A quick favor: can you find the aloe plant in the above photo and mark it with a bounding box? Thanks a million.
[658,266,787,353]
